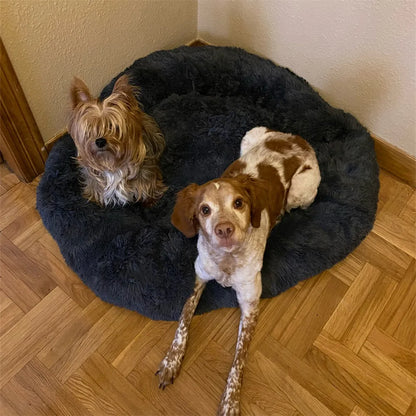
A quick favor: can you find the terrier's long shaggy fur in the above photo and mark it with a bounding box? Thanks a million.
[68,75,166,206]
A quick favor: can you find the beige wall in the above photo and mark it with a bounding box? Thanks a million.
[0,0,198,142]
[1,0,415,157]
[198,0,416,157]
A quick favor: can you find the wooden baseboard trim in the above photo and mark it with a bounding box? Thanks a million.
[372,134,416,188]
[1,38,47,182]
[45,129,68,153]
[186,38,212,47]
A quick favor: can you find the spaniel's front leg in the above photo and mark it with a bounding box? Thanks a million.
[157,277,206,388]
[218,276,261,416]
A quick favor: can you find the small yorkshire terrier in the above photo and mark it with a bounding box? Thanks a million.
[68,75,166,206]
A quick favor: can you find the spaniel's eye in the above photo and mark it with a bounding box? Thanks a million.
[234,198,243,209]
[201,205,211,216]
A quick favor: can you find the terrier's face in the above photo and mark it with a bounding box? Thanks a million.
[68,75,146,173]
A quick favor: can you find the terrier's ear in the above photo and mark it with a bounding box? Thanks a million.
[110,74,139,109]
[171,184,200,238]
[70,77,92,108]
[112,74,136,97]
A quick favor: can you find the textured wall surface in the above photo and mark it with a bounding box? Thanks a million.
[198,0,416,156]
[0,0,198,142]
[1,0,414,156]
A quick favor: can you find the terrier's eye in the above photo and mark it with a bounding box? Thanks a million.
[201,205,211,216]
[234,198,243,209]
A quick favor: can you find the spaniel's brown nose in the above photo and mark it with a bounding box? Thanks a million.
[215,222,234,239]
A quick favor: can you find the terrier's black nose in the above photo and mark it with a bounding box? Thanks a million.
[95,138,107,148]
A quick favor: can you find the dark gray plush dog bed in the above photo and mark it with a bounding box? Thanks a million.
[37,46,379,321]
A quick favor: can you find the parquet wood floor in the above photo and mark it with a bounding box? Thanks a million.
[0,162,415,416]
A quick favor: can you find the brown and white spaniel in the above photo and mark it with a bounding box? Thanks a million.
[157,126,321,415]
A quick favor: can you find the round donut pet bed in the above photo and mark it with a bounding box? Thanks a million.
[37,46,379,321]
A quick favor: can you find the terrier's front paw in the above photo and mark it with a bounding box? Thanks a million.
[156,351,183,389]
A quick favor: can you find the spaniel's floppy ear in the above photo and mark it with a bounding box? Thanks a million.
[240,176,268,228]
[242,174,285,228]
[171,183,200,238]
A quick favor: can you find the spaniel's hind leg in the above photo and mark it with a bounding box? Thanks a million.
[286,162,321,212]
